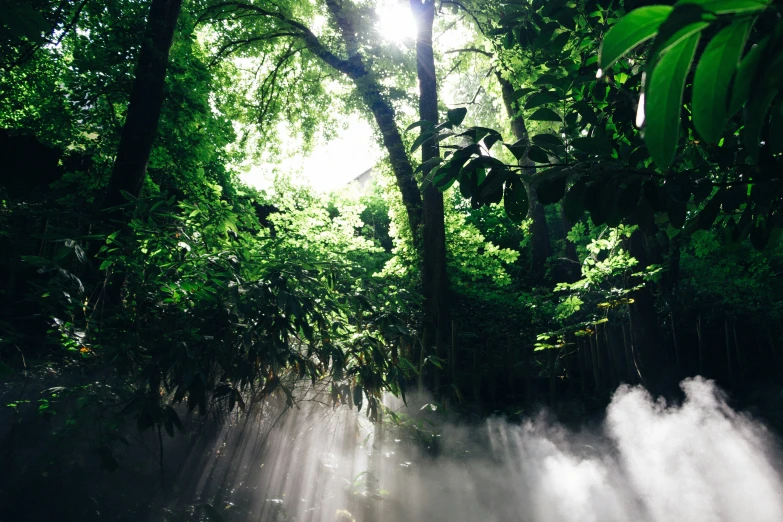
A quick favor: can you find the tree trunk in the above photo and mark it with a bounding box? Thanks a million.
[355,81,424,236]
[725,318,737,389]
[102,0,184,210]
[622,320,636,383]
[496,72,552,281]
[560,205,581,282]
[627,229,674,396]
[589,332,600,392]
[321,0,424,239]
[411,0,450,392]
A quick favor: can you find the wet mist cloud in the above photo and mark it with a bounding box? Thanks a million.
[174,378,783,522]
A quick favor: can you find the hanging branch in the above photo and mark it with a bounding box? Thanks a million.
[208,32,299,66]
[197,1,362,76]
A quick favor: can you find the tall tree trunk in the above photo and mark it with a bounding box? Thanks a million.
[560,205,581,282]
[496,72,552,281]
[355,79,424,236]
[411,0,450,392]
[322,0,424,239]
[627,229,674,396]
[102,0,183,210]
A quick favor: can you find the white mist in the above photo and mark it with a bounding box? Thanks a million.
[175,378,783,522]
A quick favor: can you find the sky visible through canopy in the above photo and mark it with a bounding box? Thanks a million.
[238,0,466,193]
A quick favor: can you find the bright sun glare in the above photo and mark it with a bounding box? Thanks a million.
[377,1,417,43]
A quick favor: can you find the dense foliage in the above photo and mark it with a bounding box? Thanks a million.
[2,0,783,519]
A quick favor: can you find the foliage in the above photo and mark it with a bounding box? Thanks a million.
[2,5,783,512]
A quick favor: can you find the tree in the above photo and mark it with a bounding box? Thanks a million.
[410,0,450,390]
[199,0,457,387]
[102,0,184,210]
[496,71,553,280]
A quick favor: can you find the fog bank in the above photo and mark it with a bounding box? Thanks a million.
[172,378,783,522]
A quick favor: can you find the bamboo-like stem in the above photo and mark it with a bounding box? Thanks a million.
[622,321,634,383]
[725,319,736,389]
[696,314,704,375]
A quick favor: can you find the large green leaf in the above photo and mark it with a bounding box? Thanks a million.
[644,31,700,170]
[649,14,709,65]
[571,137,611,155]
[599,6,673,70]
[536,174,567,205]
[743,22,783,162]
[677,0,769,14]
[525,91,559,110]
[510,88,536,102]
[562,179,587,223]
[728,35,767,116]
[504,178,529,222]
[531,133,563,149]
[692,19,752,144]
[744,82,779,163]
[527,145,551,163]
[528,108,562,122]
[447,107,468,126]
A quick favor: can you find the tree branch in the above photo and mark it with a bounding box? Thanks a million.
[445,47,493,58]
[197,1,361,76]
[440,0,486,35]
[209,32,299,66]
[324,0,361,59]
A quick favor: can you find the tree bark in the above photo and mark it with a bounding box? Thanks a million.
[628,229,674,396]
[318,0,424,239]
[355,78,424,236]
[411,0,450,392]
[496,71,552,281]
[102,0,183,210]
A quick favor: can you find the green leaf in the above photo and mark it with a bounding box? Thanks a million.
[527,145,551,163]
[483,132,502,151]
[648,5,710,65]
[405,120,435,132]
[728,35,766,116]
[166,406,185,433]
[551,32,571,50]
[415,156,444,176]
[676,0,769,15]
[571,137,611,155]
[532,133,563,149]
[504,139,528,160]
[563,179,587,223]
[525,91,560,110]
[447,107,468,126]
[742,25,783,162]
[410,130,435,153]
[353,384,363,411]
[21,255,50,267]
[644,31,700,170]
[510,88,536,102]
[697,192,722,229]
[478,168,510,202]
[534,75,560,86]
[692,19,752,144]
[599,6,673,70]
[744,87,777,163]
[528,108,562,122]
[768,99,783,156]
[536,175,567,205]
[504,178,529,222]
